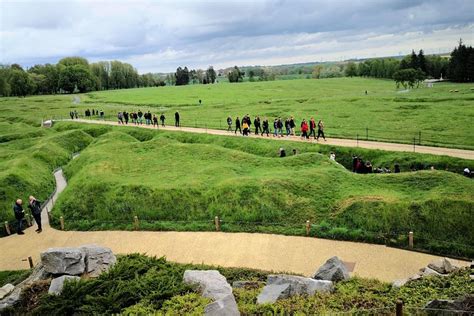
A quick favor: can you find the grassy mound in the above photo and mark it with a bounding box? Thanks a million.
[50,123,474,257]
[3,254,472,315]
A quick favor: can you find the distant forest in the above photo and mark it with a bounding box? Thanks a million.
[0,40,473,97]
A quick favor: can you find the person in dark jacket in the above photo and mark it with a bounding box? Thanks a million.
[153,115,158,127]
[175,111,180,127]
[316,119,326,141]
[289,116,296,135]
[137,110,143,125]
[254,116,261,135]
[160,114,166,126]
[262,117,269,136]
[227,116,232,131]
[279,147,286,157]
[309,117,317,139]
[13,199,25,235]
[123,111,129,124]
[235,117,241,134]
[28,196,42,233]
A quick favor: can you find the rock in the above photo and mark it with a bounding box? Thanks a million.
[232,281,262,289]
[419,267,442,277]
[427,258,457,274]
[48,275,80,295]
[0,284,14,300]
[256,284,290,304]
[183,270,239,316]
[267,274,333,296]
[425,295,474,312]
[0,263,50,312]
[42,120,53,128]
[392,279,408,288]
[80,245,116,277]
[40,247,85,275]
[204,294,240,316]
[313,256,350,282]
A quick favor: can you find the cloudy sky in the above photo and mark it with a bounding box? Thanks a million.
[1,0,473,73]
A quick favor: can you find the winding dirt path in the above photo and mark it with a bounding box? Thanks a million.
[0,168,469,282]
[61,119,474,160]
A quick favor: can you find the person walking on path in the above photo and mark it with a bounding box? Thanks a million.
[74,110,78,119]
[309,117,317,139]
[13,199,25,235]
[118,112,124,124]
[245,114,252,134]
[301,119,309,139]
[160,114,166,127]
[235,116,241,134]
[137,110,143,125]
[123,111,129,124]
[273,119,279,137]
[317,119,326,141]
[242,121,249,136]
[227,116,232,131]
[175,111,180,127]
[153,115,158,127]
[262,117,270,136]
[28,196,42,233]
[289,116,296,135]
[277,117,283,137]
[69,111,74,120]
[285,118,291,136]
[132,112,138,125]
[254,116,262,135]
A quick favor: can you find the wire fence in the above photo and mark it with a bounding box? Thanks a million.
[49,115,474,151]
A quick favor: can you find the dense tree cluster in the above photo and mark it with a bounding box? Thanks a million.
[447,40,474,82]
[0,57,165,97]
[227,66,244,83]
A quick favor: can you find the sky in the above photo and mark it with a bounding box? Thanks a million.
[1,0,473,73]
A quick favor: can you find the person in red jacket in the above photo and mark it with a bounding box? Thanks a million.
[300,119,309,139]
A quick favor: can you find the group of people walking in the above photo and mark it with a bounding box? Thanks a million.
[12,196,42,235]
[117,110,180,127]
[227,115,327,141]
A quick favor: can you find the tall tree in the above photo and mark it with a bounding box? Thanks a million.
[344,62,358,77]
[206,66,216,84]
[417,50,427,73]
[9,68,33,96]
[175,67,190,85]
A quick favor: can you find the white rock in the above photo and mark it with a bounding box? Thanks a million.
[0,284,14,300]
[48,276,80,295]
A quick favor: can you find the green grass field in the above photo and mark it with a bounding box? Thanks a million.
[83,78,474,149]
[0,78,473,258]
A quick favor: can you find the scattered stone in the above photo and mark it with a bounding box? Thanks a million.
[392,279,408,288]
[41,247,85,275]
[419,267,442,277]
[232,281,262,289]
[80,245,116,277]
[183,270,239,316]
[0,284,14,300]
[267,274,333,296]
[204,294,240,316]
[428,258,457,274]
[257,284,290,304]
[313,256,350,282]
[425,295,473,312]
[48,275,80,295]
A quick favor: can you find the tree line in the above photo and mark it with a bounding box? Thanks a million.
[0,57,165,97]
[343,40,474,86]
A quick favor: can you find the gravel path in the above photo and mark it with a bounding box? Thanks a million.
[0,167,468,282]
[63,119,474,160]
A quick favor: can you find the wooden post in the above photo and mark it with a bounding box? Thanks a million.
[47,211,52,223]
[396,300,403,316]
[305,220,311,236]
[214,216,220,231]
[4,221,11,235]
[356,134,359,147]
[133,216,139,231]
[60,216,65,230]
[413,137,416,153]
[366,127,368,140]
[408,231,414,248]
[28,256,34,269]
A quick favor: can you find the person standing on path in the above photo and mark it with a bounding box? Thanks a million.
[317,119,326,141]
[28,196,42,233]
[262,117,270,136]
[254,116,261,135]
[13,199,25,235]
[123,111,129,124]
[273,118,278,137]
[285,118,291,137]
[175,111,180,127]
[153,115,158,127]
[137,110,143,125]
[289,116,296,136]
[277,117,283,137]
[300,119,309,139]
[117,112,124,124]
[309,117,316,139]
[227,116,232,131]
[235,116,241,134]
[160,114,166,126]
[242,121,249,136]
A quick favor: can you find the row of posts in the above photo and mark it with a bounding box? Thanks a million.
[2,216,416,248]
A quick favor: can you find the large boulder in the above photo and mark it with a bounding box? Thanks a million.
[48,275,80,295]
[427,258,457,274]
[40,247,85,275]
[0,284,14,300]
[80,245,116,277]
[256,284,290,304]
[267,274,333,296]
[313,256,350,282]
[183,270,239,316]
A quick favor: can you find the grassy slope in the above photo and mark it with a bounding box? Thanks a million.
[85,78,474,148]
[51,123,474,257]
[5,254,472,315]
